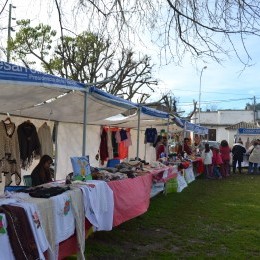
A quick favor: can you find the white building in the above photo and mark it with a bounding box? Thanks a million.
[191,109,260,146]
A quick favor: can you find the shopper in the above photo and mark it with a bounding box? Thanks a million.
[201,143,213,179]
[212,146,223,179]
[219,140,231,177]
[232,140,246,174]
[183,137,192,155]
[31,154,53,186]
[247,139,260,174]
[154,135,166,160]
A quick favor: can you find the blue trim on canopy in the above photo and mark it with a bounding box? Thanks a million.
[0,61,86,90]
[139,106,169,118]
[184,121,208,135]
[178,119,208,135]
[89,86,137,109]
[173,116,184,127]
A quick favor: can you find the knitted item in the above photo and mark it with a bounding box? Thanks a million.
[0,121,21,185]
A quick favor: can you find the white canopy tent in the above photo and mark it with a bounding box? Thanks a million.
[1,61,182,181]
[0,61,138,183]
[0,62,137,124]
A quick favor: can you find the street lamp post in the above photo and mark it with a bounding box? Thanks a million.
[198,66,207,124]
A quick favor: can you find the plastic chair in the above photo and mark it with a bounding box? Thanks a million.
[107,159,120,168]
[23,175,32,187]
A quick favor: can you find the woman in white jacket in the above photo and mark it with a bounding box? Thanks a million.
[201,143,213,178]
[247,139,260,174]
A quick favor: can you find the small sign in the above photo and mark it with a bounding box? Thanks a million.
[70,156,92,180]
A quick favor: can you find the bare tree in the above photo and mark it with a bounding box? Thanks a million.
[158,94,197,119]
[9,20,157,102]
[57,0,260,67]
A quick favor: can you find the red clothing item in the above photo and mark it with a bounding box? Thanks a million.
[99,128,109,163]
[220,146,231,161]
[156,144,165,160]
[118,141,128,159]
[184,143,192,155]
[212,149,223,165]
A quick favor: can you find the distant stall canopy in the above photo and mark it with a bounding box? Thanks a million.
[92,105,171,129]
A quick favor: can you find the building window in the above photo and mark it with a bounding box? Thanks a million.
[208,129,216,141]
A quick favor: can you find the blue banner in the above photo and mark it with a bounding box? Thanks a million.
[0,61,85,90]
[238,128,260,135]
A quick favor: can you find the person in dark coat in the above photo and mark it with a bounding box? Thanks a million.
[31,155,53,186]
[232,140,246,174]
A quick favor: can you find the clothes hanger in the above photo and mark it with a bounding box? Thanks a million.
[3,113,12,124]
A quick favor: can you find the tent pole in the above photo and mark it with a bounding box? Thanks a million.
[54,121,59,181]
[82,89,89,156]
[136,107,141,159]
[166,116,170,158]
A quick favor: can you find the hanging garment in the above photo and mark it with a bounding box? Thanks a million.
[107,130,114,159]
[115,130,121,143]
[123,131,132,148]
[119,129,128,141]
[0,121,21,186]
[99,128,109,164]
[111,131,119,158]
[38,122,53,157]
[144,128,157,144]
[80,181,114,231]
[17,121,41,169]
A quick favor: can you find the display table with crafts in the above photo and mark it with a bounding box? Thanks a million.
[0,181,114,260]
[0,164,178,259]
[169,157,204,177]
[58,164,178,257]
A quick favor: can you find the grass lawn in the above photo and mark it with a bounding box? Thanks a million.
[66,173,260,259]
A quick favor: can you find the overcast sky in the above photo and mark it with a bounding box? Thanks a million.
[1,0,260,116]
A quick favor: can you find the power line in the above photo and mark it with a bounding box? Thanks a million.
[172,88,258,96]
[179,96,256,106]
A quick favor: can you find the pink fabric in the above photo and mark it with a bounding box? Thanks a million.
[108,174,153,227]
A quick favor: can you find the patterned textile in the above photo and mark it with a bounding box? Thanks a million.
[0,204,40,260]
[0,121,21,186]
[69,187,86,260]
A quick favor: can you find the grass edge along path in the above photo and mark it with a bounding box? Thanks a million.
[66,174,260,259]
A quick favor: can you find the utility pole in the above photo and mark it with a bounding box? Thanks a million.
[253,96,256,124]
[198,66,207,125]
[7,4,16,62]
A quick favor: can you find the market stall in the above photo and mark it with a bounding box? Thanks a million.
[0,61,189,259]
[234,127,260,167]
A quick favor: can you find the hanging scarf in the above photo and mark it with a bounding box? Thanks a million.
[17,121,41,169]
